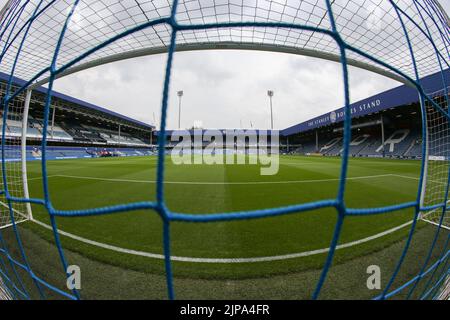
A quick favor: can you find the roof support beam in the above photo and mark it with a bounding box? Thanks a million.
[29,42,412,90]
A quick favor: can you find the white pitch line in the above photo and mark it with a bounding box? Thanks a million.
[0,171,426,263]
[390,174,420,180]
[48,173,407,185]
[0,200,424,263]
[27,175,57,181]
[0,201,31,230]
[29,218,415,263]
[282,161,418,166]
[390,174,450,186]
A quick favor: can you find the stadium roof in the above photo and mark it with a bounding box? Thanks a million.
[0,71,154,130]
[0,1,448,88]
[281,69,450,136]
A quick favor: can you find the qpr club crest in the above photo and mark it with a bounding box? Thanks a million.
[330,111,337,123]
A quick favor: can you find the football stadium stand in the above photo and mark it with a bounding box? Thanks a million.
[155,69,448,161]
[280,69,450,159]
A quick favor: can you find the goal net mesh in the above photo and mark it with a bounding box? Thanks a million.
[421,87,450,230]
[0,0,448,300]
[0,81,28,229]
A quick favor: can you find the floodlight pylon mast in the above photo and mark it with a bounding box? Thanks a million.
[267,90,274,130]
[177,90,183,129]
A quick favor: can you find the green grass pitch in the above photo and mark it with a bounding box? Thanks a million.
[19,155,429,280]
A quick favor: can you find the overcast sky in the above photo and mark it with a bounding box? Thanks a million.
[52,50,405,130]
[2,1,449,130]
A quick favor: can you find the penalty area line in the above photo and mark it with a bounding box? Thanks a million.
[27,214,414,264]
[47,173,412,185]
[0,200,416,263]
[0,200,418,263]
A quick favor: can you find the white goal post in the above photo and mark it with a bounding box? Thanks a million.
[0,82,32,229]
[21,88,33,221]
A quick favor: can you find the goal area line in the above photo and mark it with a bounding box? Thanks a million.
[32,173,420,185]
[0,201,29,230]
[420,200,450,231]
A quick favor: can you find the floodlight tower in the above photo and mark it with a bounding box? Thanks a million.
[267,90,274,130]
[177,90,183,129]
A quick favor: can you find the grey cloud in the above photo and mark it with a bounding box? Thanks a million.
[52,48,400,130]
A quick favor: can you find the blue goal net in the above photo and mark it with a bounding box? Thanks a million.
[0,0,449,300]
